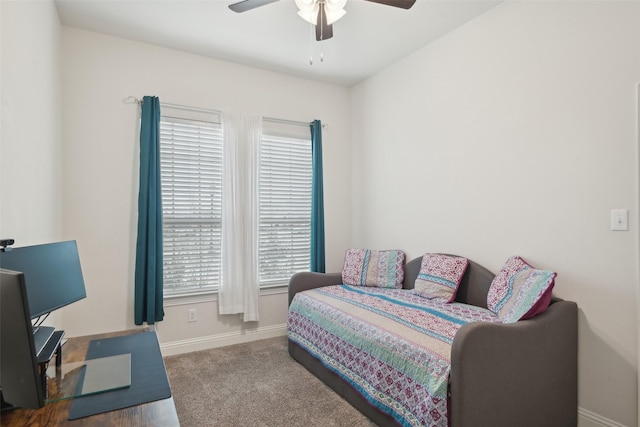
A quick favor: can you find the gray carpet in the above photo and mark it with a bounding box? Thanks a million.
[164,335,377,427]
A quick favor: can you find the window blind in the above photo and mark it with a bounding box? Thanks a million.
[258,134,312,286]
[160,116,223,295]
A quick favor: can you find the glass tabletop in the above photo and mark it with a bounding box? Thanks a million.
[45,353,131,402]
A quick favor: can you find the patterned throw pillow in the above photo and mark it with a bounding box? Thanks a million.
[487,256,556,323]
[341,249,406,288]
[413,254,469,302]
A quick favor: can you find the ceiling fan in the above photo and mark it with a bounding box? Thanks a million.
[228,0,417,42]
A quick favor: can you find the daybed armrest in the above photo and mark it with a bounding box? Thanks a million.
[288,272,342,306]
[449,300,578,427]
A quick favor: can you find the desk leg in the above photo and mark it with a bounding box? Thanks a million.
[38,339,63,399]
[55,343,62,369]
[38,362,48,399]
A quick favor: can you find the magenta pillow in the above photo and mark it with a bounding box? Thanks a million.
[413,254,469,302]
[487,256,556,323]
[341,249,406,288]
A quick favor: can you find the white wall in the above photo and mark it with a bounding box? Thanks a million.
[350,2,640,426]
[4,1,639,425]
[59,28,352,350]
[0,0,63,326]
[1,0,62,245]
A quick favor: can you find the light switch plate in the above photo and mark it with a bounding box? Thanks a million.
[610,209,628,231]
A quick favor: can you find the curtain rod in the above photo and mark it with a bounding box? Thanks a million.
[124,96,325,128]
[124,97,218,116]
[264,117,312,128]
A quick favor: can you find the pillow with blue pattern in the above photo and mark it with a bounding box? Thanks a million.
[487,256,556,323]
[342,248,406,288]
[413,253,469,302]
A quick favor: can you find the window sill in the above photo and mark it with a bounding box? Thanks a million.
[163,284,288,307]
[163,291,217,307]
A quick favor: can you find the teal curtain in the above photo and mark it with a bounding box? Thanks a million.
[134,96,164,325]
[310,120,325,273]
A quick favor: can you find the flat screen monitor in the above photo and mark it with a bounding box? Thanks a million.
[0,240,87,318]
[0,269,45,409]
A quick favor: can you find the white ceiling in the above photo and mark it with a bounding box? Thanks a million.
[54,0,500,87]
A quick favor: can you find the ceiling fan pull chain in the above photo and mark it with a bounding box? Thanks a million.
[309,19,314,65]
[302,0,324,65]
[309,20,313,65]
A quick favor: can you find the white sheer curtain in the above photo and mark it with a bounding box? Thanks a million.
[218,112,262,322]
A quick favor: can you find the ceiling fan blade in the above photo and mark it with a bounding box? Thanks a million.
[315,3,334,41]
[363,0,416,9]
[228,0,279,13]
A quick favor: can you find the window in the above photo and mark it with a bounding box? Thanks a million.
[258,132,312,286]
[160,109,223,296]
[159,107,312,296]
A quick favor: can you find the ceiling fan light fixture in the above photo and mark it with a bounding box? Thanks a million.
[324,0,347,24]
[296,5,319,25]
[295,0,347,26]
[325,0,347,10]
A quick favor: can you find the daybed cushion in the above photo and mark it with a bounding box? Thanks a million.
[413,253,469,302]
[288,285,500,427]
[487,256,556,323]
[341,249,406,288]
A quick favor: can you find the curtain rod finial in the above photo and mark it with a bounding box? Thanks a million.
[124,96,142,104]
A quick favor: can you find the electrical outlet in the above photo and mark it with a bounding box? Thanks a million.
[610,209,628,231]
[188,308,197,322]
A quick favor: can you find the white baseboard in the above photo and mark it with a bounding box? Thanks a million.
[159,323,287,357]
[579,407,629,427]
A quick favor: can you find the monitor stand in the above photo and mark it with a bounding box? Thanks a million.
[34,329,64,399]
[33,326,55,358]
[32,329,131,403]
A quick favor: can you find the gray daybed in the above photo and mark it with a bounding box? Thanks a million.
[287,255,578,427]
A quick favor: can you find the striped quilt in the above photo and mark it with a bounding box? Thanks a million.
[287,285,500,427]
